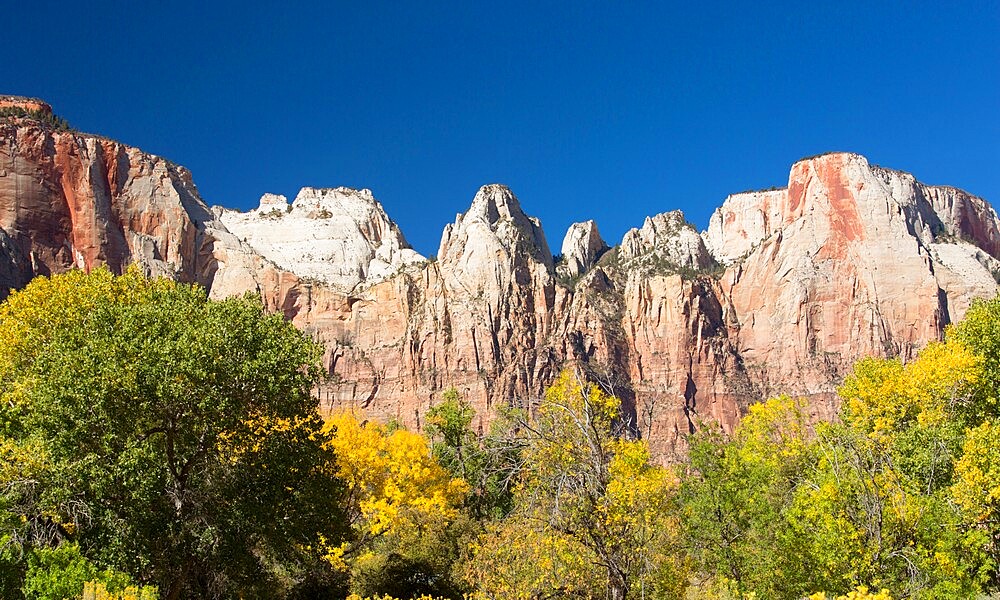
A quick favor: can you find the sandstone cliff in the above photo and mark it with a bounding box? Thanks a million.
[2,100,997,460]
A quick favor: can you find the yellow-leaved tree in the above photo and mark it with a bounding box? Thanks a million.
[464,369,688,600]
[320,412,468,592]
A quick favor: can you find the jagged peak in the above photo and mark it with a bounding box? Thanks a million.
[620,210,713,274]
[640,210,692,233]
[623,210,700,249]
[559,220,608,278]
[561,220,606,253]
[464,183,528,226]
[440,184,553,272]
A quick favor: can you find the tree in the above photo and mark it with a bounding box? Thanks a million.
[680,334,994,599]
[951,420,1000,588]
[424,388,520,520]
[817,341,986,597]
[680,396,821,599]
[321,412,468,597]
[0,268,347,599]
[465,369,687,600]
[19,543,155,600]
[948,295,1000,421]
[424,389,479,485]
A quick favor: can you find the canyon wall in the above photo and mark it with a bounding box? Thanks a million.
[3,101,998,460]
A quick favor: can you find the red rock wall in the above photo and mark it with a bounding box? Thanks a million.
[1,120,996,462]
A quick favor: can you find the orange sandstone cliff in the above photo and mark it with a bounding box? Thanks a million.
[3,100,997,460]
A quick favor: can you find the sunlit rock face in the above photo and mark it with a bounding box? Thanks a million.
[0,115,217,287]
[0,95,52,114]
[719,153,999,412]
[438,183,554,293]
[219,187,424,291]
[3,103,998,461]
[620,210,714,273]
[559,220,608,278]
[702,189,786,264]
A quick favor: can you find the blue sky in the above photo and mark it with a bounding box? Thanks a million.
[7,1,999,256]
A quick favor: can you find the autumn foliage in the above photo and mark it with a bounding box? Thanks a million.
[2,268,1000,599]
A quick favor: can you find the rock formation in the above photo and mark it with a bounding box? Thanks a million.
[702,189,785,264]
[2,99,998,460]
[219,187,424,291]
[559,220,608,278]
[620,211,714,273]
[0,96,52,115]
[719,153,1000,407]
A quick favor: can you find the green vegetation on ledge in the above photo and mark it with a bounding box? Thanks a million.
[0,107,73,132]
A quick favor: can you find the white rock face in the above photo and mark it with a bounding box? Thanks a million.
[437,184,553,299]
[218,187,423,291]
[559,220,608,277]
[256,193,290,213]
[620,211,713,273]
[702,189,786,264]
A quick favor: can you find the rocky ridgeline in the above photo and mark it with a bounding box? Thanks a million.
[0,95,53,115]
[2,101,998,460]
[219,187,424,291]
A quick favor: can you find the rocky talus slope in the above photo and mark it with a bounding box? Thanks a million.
[3,99,998,460]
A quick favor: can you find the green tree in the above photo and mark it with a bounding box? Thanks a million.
[0,268,347,599]
[949,295,1000,421]
[20,543,154,600]
[680,338,991,599]
[680,396,821,599]
[425,388,520,520]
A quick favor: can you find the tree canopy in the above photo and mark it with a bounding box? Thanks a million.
[0,268,347,599]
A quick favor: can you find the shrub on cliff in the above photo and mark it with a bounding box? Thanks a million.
[0,107,72,131]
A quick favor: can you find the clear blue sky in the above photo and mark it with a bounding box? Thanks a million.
[7,1,999,256]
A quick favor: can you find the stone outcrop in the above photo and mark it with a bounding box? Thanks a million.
[0,113,214,289]
[716,153,1000,411]
[219,187,424,291]
[620,211,714,274]
[559,220,608,278]
[0,96,52,115]
[2,102,998,461]
[702,189,785,264]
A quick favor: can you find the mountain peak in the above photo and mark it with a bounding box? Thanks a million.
[465,184,527,226]
[440,185,553,270]
[559,220,608,278]
[620,210,713,274]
